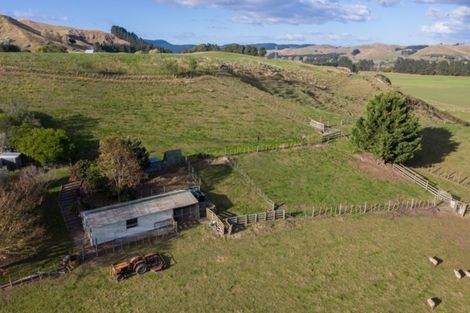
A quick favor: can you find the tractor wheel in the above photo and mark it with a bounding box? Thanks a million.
[135,262,148,275]
[116,273,126,282]
[130,256,142,265]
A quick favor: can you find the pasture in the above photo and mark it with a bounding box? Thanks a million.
[386,72,470,122]
[2,215,470,313]
[235,141,430,210]
[1,53,469,313]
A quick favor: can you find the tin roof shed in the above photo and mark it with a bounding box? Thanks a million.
[81,189,198,228]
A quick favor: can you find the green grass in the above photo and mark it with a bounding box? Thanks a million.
[2,215,470,313]
[385,72,470,122]
[196,163,270,217]
[236,141,430,210]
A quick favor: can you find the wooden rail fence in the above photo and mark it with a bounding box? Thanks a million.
[207,208,227,236]
[392,164,468,216]
[225,209,286,235]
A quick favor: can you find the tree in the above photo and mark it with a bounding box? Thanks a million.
[258,47,267,57]
[351,48,361,56]
[97,136,143,201]
[183,43,220,53]
[13,128,75,166]
[70,160,108,193]
[351,92,421,163]
[0,167,47,264]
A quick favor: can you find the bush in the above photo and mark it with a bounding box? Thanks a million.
[37,44,68,53]
[351,92,421,163]
[13,128,75,166]
[0,42,20,52]
[70,160,108,193]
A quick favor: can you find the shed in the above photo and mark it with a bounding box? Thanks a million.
[0,152,22,170]
[80,190,199,245]
[144,157,163,174]
[85,49,94,54]
[163,149,184,167]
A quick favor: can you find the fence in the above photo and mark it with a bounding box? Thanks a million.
[0,268,67,290]
[310,119,328,132]
[423,164,470,188]
[186,158,202,190]
[225,209,286,235]
[295,198,438,219]
[207,208,227,236]
[392,164,468,216]
[207,132,346,158]
[226,157,276,210]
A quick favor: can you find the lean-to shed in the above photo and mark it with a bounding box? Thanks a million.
[0,152,22,170]
[80,190,199,245]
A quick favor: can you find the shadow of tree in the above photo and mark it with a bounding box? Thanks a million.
[33,112,99,160]
[407,127,459,167]
[196,163,236,218]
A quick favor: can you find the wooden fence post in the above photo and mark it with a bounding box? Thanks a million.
[364,202,367,214]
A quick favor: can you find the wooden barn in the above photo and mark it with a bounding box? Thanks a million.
[80,190,200,245]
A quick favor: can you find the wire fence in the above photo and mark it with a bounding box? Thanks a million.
[292,198,438,219]
[421,164,470,188]
[226,157,276,210]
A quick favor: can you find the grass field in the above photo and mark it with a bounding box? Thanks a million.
[196,162,270,217]
[236,141,430,210]
[2,215,470,313]
[1,53,469,312]
[385,72,470,122]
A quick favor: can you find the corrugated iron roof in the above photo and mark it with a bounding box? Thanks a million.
[81,190,198,227]
[0,152,21,158]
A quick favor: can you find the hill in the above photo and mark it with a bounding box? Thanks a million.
[145,39,194,53]
[0,14,129,51]
[271,43,470,63]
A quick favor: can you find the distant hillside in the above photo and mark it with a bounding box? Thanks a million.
[0,14,129,51]
[145,39,194,53]
[271,43,470,63]
[143,41,314,53]
[252,43,313,50]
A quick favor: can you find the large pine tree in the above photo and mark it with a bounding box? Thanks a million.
[351,91,421,163]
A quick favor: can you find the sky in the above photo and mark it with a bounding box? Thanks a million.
[1,0,469,46]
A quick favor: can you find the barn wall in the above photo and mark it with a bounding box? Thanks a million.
[91,210,173,245]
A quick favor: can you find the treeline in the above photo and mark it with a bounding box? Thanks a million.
[393,58,470,76]
[302,55,375,73]
[109,25,171,53]
[184,43,267,57]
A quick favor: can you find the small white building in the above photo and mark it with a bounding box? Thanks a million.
[0,152,22,170]
[80,190,200,245]
[84,49,94,54]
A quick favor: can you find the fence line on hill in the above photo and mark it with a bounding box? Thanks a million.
[293,198,438,219]
[226,157,276,210]
[205,131,345,158]
[422,164,470,188]
[391,164,468,216]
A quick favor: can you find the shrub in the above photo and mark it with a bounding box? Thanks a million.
[70,160,108,193]
[37,44,68,53]
[13,128,75,166]
[351,91,421,163]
